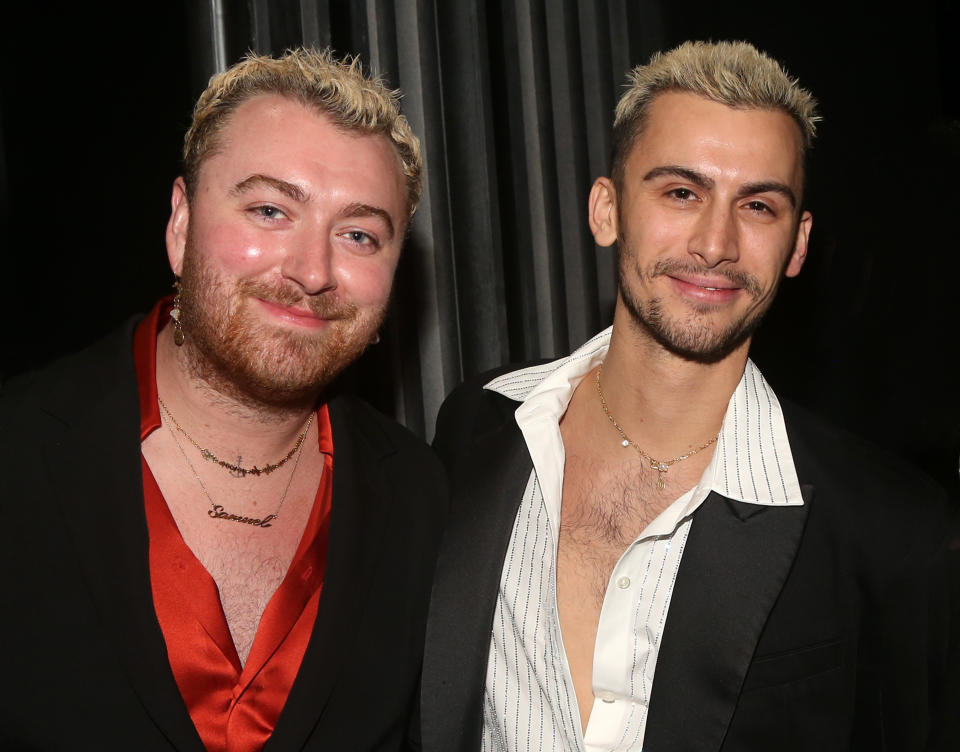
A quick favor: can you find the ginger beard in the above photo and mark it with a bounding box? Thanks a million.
[177,235,387,409]
[616,234,786,364]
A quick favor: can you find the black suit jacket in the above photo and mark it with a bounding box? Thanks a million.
[421,370,957,752]
[0,319,446,751]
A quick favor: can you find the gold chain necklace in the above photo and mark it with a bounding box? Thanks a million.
[157,397,312,478]
[595,365,718,490]
[162,407,311,528]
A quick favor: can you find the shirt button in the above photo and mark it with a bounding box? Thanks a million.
[598,690,616,703]
[617,576,631,589]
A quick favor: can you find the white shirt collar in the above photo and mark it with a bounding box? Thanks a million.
[484,326,803,507]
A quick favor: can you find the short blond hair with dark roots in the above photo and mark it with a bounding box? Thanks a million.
[183,47,422,218]
[611,40,820,192]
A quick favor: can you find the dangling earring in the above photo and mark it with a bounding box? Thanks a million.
[171,278,185,346]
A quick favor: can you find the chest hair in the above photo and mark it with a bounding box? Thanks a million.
[558,454,668,608]
[193,528,295,664]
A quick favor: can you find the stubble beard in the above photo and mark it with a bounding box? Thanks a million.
[177,240,387,411]
[616,243,781,365]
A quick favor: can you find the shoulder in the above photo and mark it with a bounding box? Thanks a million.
[432,362,539,468]
[329,393,435,453]
[782,399,945,503]
[780,399,949,550]
[1,318,140,428]
[329,392,446,489]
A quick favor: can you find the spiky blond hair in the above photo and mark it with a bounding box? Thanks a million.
[183,47,422,217]
[611,41,820,190]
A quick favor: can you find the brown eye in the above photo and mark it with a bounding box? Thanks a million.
[745,200,773,215]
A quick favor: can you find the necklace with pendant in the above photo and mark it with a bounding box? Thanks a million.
[158,397,312,478]
[595,364,718,490]
[160,399,313,528]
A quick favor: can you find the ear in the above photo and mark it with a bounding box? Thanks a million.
[785,210,812,278]
[165,177,191,276]
[588,177,619,247]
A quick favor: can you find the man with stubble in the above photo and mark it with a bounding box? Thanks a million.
[422,41,956,751]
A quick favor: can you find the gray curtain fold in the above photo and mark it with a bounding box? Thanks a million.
[191,0,656,438]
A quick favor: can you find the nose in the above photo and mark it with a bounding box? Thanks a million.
[279,231,338,295]
[687,203,738,267]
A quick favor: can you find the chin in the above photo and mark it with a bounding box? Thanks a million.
[189,314,377,408]
[627,296,763,364]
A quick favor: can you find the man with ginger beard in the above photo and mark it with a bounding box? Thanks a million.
[0,49,445,751]
[422,41,957,751]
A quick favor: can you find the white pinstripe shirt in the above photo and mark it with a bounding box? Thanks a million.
[480,327,804,752]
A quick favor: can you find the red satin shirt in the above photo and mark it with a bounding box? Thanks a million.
[134,300,333,752]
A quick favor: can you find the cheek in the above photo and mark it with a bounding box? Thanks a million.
[622,222,678,270]
[622,203,687,252]
[196,220,282,271]
[333,255,399,306]
[743,225,797,277]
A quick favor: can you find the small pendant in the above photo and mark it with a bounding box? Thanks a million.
[653,461,669,490]
[621,439,630,447]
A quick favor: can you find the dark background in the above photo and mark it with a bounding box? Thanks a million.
[2,0,957,499]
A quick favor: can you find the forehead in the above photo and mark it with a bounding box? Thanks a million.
[628,91,805,190]
[199,94,406,215]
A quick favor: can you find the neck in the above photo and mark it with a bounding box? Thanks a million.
[155,324,319,454]
[598,307,748,457]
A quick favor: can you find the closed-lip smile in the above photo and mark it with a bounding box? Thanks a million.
[255,298,329,328]
[667,273,741,301]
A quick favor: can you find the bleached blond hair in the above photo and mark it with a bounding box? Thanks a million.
[611,40,820,190]
[183,47,422,217]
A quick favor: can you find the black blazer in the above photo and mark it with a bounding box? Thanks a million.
[421,371,957,752]
[0,319,446,751]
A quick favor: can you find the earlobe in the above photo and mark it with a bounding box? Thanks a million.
[166,177,191,276]
[588,178,619,247]
[785,210,812,278]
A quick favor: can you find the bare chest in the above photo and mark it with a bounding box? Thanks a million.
[172,500,313,664]
[557,454,665,606]
[555,447,703,730]
[192,530,296,657]
[143,432,322,664]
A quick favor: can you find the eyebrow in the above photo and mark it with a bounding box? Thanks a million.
[340,202,395,240]
[735,181,797,208]
[643,166,797,208]
[643,165,715,190]
[230,174,308,203]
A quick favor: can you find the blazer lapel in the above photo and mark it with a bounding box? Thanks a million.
[45,326,205,751]
[643,487,813,752]
[421,403,533,752]
[266,395,395,751]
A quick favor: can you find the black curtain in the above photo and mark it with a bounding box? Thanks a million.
[2,0,957,498]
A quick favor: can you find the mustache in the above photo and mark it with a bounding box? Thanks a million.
[649,259,764,299]
[237,279,358,319]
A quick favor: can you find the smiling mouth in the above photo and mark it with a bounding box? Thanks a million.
[255,298,334,328]
[669,276,740,290]
[666,275,745,304]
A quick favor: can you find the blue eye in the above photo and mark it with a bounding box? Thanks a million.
[342,230,378,247]
[253,205,286,220]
